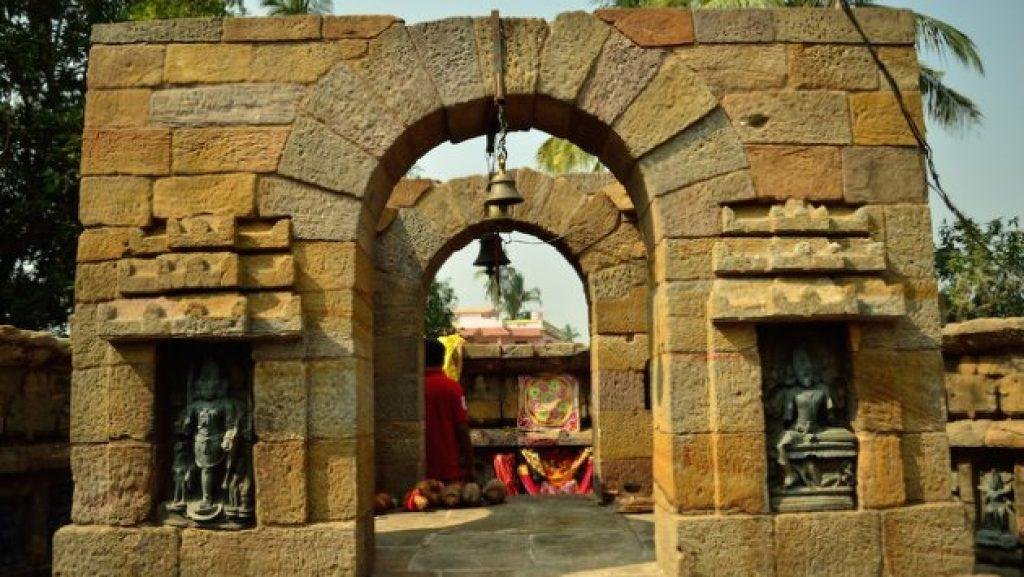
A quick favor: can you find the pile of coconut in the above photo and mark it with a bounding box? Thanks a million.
[374,479,508,514]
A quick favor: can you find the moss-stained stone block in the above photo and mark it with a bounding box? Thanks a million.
[253,440,308,525]
[881,503,973,577]
[150,84,305,127]
[179,522,358,577]
[774,510,881,577]
[53,525,179,577]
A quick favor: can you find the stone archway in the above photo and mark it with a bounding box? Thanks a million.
[373,170,651,498]
[62,8,971,577]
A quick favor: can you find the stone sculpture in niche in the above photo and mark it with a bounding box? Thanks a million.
[976,468,1018,549]
[763,334,857,512]
[162,358,253,529]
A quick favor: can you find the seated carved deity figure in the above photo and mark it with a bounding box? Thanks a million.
[767,345,856,511]
[162,358,253,529]
[976,468,1018,549]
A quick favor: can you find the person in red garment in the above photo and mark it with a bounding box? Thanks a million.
[424,338,475,483]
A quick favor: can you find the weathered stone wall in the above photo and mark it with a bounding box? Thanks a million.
[944,317,1024,567]
[0,325,71,576]
[63,8,968,576]
[374,171,650,497]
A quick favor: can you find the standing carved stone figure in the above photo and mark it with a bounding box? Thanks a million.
[976,468,1018,549]
[162,358,254,529]
[766,344,856,512]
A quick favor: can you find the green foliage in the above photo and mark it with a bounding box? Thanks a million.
[475,266,542,320]
[425,279,458,338]
[935,218,1024,323]
[534,137,604,176]
[560,324,581,342]
[127,0,245,20]
[260,0,333,16]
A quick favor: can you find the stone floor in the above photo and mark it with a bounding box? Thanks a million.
[373,496,660,577]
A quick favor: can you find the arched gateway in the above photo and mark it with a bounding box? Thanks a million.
[59,8,972,577]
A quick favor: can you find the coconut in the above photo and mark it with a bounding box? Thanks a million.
[461,482,482,506]
[404,488,429,512]
[415,479,444,506]
[373,492,395,514]
[441,483,463,508]
[482,479,507,505]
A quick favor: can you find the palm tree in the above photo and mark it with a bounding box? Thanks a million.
[475,266,542,320]
[537,0,984,174]
[261,0,333,16]
[535,138,606,175]
[561,324,582,342]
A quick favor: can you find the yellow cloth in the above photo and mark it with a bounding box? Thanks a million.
[438,334,466,381]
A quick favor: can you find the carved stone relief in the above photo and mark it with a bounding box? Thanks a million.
[976,467,1018,549]
[760,325,857,512]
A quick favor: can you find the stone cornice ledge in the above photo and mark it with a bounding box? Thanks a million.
[709,277,905,322]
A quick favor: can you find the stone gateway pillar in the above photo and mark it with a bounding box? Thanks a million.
[58,8,972,577]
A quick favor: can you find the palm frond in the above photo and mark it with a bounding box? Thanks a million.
[535,137,603,176]
[915,13,984,74]
[919,63,983,133]
[261,0,333,16]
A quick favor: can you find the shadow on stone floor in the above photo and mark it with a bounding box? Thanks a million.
[372,496,660,577]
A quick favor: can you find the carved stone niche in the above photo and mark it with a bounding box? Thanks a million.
[973,463,1022,566]
[759,324,857,512]
[155,342,254,530]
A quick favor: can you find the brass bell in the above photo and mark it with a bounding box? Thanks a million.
[472,233,510,276]
[483,161,523,218]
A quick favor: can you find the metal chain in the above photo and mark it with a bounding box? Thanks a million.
[495,101,509,168]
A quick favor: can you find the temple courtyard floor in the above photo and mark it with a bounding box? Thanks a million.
[373,496,659,577]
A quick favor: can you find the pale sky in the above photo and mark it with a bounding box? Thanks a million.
[246,1,1024,342]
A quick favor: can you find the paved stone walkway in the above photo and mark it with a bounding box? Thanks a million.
[374,496,660,577]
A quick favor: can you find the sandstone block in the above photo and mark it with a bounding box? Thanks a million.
[179,522,358,577]
[877,47,920,90]
[71,442,154,526]
[982,420,1024,448]
[152,173,256,218]
[473,17,547,128]
[81,128,170,176]
[773,8,916,44]
[165,44,253,84]
[308,438,372,522]
[91,18,222,44]
[84,89,150,127]
[408,17,487,142]
[593,334,649,372]
[849,91,924,146]
[237,219,291,251]
[713,237,885,275]
[323,15,400,39]
[79,176,151,227]
[857,432,906,509]
[53,525,179,577]
[252,41,365,83]
[675,45,787,94]
[594,370,646,411]
[293,241,367,293]
[107,362,155,441]
[593,285,648,335]
[70,366,109,442]
[646,171,754,240]
[600,458,653,495]
[653,431,714,511]
[901,432,952,503]
[709,351,764,434]
[307,357,371,438]
[167,214,236,249]
[652,351,711,436]
[536,11,610,135]
[789,44,878,90]
[596,409,652,460]
[722,91,852,145]
[714,432,768,514]
[172,127,291,174]
[595,8,694,47]
[999,373,1024,416]
[773,511,881,577]
[709,277,905,322]
[223,15,321,42]
[241,254,294,289]
[692,9,773,43]
[720,199,876,237]
[851,348,946,433]
[150,84,305,126]
[653,238,714,282]
[253,360,307,440]
[882,204,936,279]
[842,146,925,204]
[252,440,307,525]
[75,261,120,303]
[119,252,240,294]
[944,373,997,418]
[87,44,164,88]
[77,227,135,262]
[881,503,973,577]
[747,144,842,201]
[258,176,362,242]
[635,109,748,199]
[347,25,445,158]
[674,514,774,577]
[612,55,718,159]
[278,116,384,198]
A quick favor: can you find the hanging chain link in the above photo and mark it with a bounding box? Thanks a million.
[495,102,509,168]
